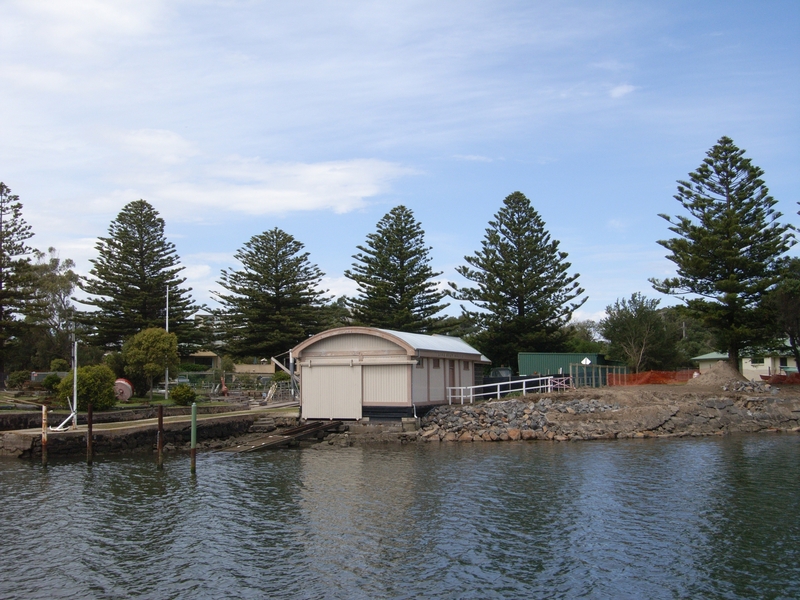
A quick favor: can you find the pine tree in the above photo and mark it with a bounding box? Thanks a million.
[345,205,448,332]
[215,227,328,359]
[650,137,796,371]
[0,182,36,379]
[451,191,586,371]
[78,200,199,350]
[763,258,800,370]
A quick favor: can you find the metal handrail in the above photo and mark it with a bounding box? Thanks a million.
[447,376,569,405]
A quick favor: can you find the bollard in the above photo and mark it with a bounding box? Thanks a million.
[41,405,48,467]
[157,404,164,470]
[190,402,197,474]
[87,403,93,466]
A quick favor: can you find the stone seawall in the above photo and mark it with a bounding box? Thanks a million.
[418,392,800,442]
[1,413,269,458]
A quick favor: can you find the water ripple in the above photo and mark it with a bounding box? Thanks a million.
[1,435,798,599]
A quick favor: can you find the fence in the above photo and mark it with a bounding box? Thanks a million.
[607,369,699,386]
[569,363,628,388]
[447,375,571,404]
[169,371,277,392]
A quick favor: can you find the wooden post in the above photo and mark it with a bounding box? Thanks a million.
[41,405,48,467]
[157,404,164,470]
[190,402,197,474]
[87,403,93,466]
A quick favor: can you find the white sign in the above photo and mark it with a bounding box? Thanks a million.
[581,357,592,365]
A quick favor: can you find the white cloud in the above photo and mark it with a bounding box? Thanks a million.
[591,60,631,72]
[607,219,628,231]
[146,158,417,218]
[5,0,162,54]
[571,309,607,323]
[182,264,212,281]
[609,84,636,98]
[118,129,198,164]
[453,154,494,162]
[321,276,359,299]
[0,64,70,91]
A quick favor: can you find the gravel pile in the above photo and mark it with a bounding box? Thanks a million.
[685,360,747,389]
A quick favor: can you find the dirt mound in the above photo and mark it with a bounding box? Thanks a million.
[684,360,747,388]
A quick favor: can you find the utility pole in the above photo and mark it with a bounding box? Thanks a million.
[165,285,169,400]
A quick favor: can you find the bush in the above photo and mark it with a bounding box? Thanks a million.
[50,358,70,372]
[7,371,30,390]
[179,363,210,372]
[42,373,62,394]
[171,384,197,406]
[57,364,116,411]
[271,370,290,383]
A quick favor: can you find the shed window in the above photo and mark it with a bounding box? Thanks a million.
[432,358,440,369]
[463,361,470,371]
[751,357,764,365]
[780,357,788,367]
[416,358,424,369]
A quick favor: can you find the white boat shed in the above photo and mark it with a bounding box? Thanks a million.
[292,327,490,420]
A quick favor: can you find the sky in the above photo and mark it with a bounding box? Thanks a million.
[1,0,798,323]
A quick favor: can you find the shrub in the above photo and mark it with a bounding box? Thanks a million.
[179,363,210,372]
[57,364,116,411]
[42,373,62,394]
[7,371,30,390]
[50,358,70,372]
[171,384,197,406]
[271,370,290,383]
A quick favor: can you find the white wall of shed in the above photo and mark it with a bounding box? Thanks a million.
[363,365,409,405]
[301,365,362,420]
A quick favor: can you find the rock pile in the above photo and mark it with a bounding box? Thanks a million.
[419,397,621,442]
[416,391,800,442]
[723,380,773,393]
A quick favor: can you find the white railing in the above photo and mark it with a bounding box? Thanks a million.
[447,376,571,404]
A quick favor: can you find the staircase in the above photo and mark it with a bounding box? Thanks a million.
[250,416,276,433]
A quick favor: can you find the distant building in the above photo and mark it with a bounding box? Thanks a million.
[692,351,798,380]
[518,352,619,376]
[292,327,490,420]
[183,350,222,371]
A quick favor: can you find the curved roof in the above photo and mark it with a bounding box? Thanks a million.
[292,326,489,362]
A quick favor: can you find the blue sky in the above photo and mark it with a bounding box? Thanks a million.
[1,0,798,322]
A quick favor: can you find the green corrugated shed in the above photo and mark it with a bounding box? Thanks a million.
[518,352,615,376]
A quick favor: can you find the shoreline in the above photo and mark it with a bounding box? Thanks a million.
[3,386,799,457]
[411,387,800,443]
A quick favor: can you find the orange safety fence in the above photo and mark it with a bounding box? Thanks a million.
[607,370,700,386]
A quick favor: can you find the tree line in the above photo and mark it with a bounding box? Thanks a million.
[0,136,797,388]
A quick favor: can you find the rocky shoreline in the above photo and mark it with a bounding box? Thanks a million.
[414,390,800,443]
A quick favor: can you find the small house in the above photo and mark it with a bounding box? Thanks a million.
[692,351,798,380]
[292,327,490,420]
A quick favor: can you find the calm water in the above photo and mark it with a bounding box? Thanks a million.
[1,435,798,599]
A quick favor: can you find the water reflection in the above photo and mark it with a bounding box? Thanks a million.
[0,435,798,599]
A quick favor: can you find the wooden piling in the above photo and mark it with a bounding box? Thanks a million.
[157,404,164,470]
[41,405,48,467]
[87,403,93,466]
[190,402,197,474]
